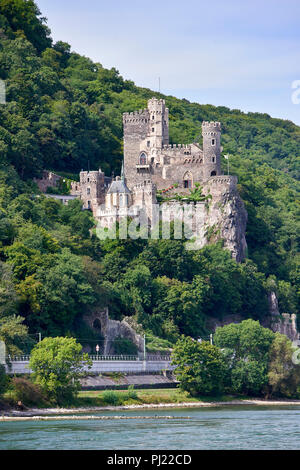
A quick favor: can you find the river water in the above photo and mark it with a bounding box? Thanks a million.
[1,406,300,450]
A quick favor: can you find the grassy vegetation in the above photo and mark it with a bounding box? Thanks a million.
[72,388,241,408]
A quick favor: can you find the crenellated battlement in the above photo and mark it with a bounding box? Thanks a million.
[202,121,221,128]
[202,121,221,132]
[204,175,237,194]
[123,109,149,124]
[133,179,155,191]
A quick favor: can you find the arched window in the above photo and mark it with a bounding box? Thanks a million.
[211,171,216,176]
[140,153,147,165]
[183,171,193,188]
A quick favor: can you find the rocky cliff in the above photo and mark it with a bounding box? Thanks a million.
[184,176,248,262]
[262,291,300,342]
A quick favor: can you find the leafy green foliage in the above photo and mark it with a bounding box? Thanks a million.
[0,364,8,396]
[267,333,300,398]
[10,377,48,406]
[172,336,227,396]
[0,315,30,355]
[29,336,91,404]
[0,1,298,353]
[174,321,300,398]
[214,320,274,396]
[112,336,138,355]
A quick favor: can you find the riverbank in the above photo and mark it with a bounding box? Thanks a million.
[2,398,300,419]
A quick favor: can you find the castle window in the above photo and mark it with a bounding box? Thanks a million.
[87,178,90,183]
[152,128,155,132]
[183,171,193,189]
[140,153,147,165]
[152,115,155,120]
[211,171,216,176]
[212,157,215,163]
[87,187,91,195]
[211,139,215,145]
[147,141,150,147]
[87,201,91,209]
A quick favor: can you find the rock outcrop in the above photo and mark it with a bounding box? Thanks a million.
[203,186,248,262]
[83,308,144,355]
[262,291,300,342]
[184,176,248,262]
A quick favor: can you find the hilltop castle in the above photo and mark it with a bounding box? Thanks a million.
[70,98,240,228]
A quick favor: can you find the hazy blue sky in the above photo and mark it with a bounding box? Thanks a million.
[37,0,300,124]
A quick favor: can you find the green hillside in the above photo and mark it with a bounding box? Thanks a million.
[0,0,299,351]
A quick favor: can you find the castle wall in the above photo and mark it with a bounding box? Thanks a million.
[123,109,150,188]
[78,170,106,215]
[34,171,61,192]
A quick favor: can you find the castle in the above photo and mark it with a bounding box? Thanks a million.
[70,97,239,231]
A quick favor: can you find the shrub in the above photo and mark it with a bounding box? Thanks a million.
[124,385,138,401]
[0,364,8,396]
[102,390,120,406]
[112,336,138,355]
[11,378,48,407]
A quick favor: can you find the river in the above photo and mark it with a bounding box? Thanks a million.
[1,406,300,450]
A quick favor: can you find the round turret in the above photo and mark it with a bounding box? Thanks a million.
[202,121,221,180]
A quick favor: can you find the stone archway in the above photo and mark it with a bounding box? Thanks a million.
[93,318,102,332]
[183,171,193,188]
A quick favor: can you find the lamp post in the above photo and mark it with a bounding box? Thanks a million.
[96,344,100,359]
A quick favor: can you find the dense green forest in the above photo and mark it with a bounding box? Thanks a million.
[0,0,299,353]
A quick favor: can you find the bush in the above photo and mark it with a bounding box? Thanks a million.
[0,364,8,396]
[124,385,138,401]
[102,390,121,406]
[112,336,138,355]
[11,378,48,407]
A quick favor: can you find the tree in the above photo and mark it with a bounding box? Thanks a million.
[0,314,30,355]
[214,319,275,363]
[29,337,91,404]
[0,0,52,53]
[267,333,300,398]
[214,319,275,396]
[171,336,227,396]
[0,261,18,316]
[231,359,269,396]
[28,249,96,335]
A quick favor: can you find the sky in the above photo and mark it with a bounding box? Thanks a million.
[36,0,300,124]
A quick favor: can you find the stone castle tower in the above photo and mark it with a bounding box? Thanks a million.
[123,98,169,188]
[123,98,221,190]
[202,121,221,180]
[71,169,106,212]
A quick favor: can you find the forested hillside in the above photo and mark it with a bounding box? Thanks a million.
[0,0,299,352]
